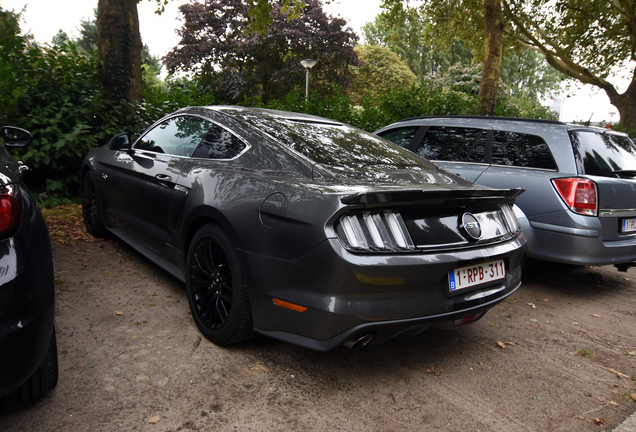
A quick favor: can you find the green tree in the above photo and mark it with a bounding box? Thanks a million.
[164,0,359,104]
[51,30,69,47]
[361,13,473,80]
[77,11,99,53]
[349,45,416,105]
[0,8,137,204]
[502,0,636,131]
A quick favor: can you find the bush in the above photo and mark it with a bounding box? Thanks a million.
[0,12,141,206]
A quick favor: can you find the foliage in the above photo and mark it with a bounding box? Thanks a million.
[254,65,554,133]
[0,10,140,206]
[51,30,69,47]
[164,0,360,104]
[361,12,473,80]
[501,0,636,129]
[382,0,636,128]
[500,49,564,99]
[76,10,99,54]
[349,45,416,106]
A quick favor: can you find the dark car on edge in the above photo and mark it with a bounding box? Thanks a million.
[376,116,636,270]
[0,127,57,402]
[81,106,526,351]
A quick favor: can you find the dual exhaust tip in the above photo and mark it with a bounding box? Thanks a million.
[344,333,374,349]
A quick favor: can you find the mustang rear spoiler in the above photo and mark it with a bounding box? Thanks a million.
[340,187,525,206]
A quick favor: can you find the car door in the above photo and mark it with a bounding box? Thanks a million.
[102,115,212,253]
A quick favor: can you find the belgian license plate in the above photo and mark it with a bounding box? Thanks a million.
[622,218,636,233]
[449,259,506,292]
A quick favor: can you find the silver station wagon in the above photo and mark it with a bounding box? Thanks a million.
[376,116,636,270]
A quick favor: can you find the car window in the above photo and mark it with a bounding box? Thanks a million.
[416,126,486,163]
[235,113,436,173]
[377,127,419,148]
[570,130,636,176]
[136,115,212,157]
[491,131,556,169]
[191,123,247,159]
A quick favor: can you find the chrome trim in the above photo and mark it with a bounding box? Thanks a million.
[599,209,636,218]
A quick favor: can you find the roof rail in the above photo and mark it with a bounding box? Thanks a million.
[395,115,565,126]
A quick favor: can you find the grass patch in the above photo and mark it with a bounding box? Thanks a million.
[577,348,596,358]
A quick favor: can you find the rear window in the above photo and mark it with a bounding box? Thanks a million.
[416,127,486,163]
[491,131,556,169]
[570,131,636,177]
[237,114,435,172]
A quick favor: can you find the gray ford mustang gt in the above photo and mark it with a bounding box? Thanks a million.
[81,106,526,351]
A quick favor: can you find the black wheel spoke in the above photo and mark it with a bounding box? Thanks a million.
[189,236,233,331]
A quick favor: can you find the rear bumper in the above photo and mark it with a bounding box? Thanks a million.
[524,219,636,266]
[243,235,526,351]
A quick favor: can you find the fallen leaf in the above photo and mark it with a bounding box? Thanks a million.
[115,311,124,316]
[87,363,96,368]
[628,351,636,356]
[631,394,636,401]
[529,318,538,323]
[425,365,444,376]
[591,313,602,318]
[149,292,158,296]
[506,341,516,346]
[543,298,549,302]
[572,322,579,325]
[593,418,605,426]
[497,341,506,349]
[148,415,161,424]
[527,302,536,308]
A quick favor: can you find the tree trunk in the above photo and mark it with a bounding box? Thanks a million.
[97,0,143,104]
[601,71,636,132]
[478,0,503,116]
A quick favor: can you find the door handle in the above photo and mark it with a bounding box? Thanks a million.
[155,174,173,186]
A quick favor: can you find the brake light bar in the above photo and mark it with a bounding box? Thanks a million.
[551,178,597,216]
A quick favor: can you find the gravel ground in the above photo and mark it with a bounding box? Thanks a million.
[1,230,636,431]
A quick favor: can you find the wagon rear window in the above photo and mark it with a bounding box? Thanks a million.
[570,131,636,177]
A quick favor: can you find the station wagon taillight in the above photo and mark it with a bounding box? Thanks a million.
[551,178,597,216]
[0,185,19,237]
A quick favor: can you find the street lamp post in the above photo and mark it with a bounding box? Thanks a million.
[300,59,317,101]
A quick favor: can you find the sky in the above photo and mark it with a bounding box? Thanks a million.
[0,0,621,124]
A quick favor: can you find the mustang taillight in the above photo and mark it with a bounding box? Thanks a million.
[552,178,598,216]
[501,204,521,234]
[336,211,415,252]
[0,185,20,237]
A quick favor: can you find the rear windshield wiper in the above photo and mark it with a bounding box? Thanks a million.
[612,170,636,178]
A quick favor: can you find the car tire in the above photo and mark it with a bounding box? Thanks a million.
[186,224,253,345]
[5,330,58,403]
[81,171,108,237]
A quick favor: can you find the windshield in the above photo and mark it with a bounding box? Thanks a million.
[569,130,636,177]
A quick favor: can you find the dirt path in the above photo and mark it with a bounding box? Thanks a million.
[1,235,636,431]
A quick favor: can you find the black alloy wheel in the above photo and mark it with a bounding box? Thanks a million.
[81,172,107,237]
[186,224,252,345]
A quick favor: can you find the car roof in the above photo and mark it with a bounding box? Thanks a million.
[387,115,630,137]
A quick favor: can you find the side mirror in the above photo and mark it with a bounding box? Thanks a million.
[1,126,33,147]
[109,133,132,151]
